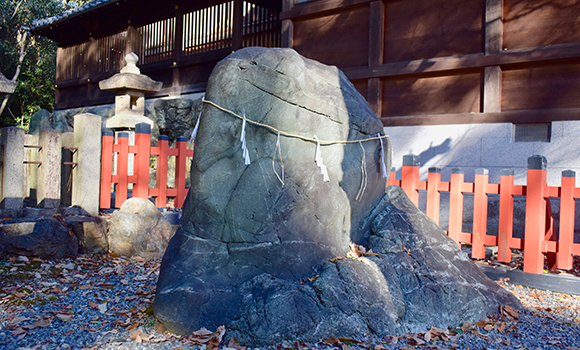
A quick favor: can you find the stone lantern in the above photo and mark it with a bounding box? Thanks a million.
[99,52,162,130]
[0,72,17,97]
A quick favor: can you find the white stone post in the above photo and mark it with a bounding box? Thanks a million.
[72,113,102,215]
[1,127,25,209]
[38,129,62,208]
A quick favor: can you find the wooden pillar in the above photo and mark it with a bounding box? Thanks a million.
[173,9,184,89]
[233,0,244,50]
[367,1,385,116]
[126,26,142,57]
[483,0,503,113]
[485,0,503,55]
[281,0,295,48]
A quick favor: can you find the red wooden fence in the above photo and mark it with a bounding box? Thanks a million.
[386,154,580,275]
[100,123,194,210]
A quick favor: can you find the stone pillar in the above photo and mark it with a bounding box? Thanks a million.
[38,129,62,208]
[72,113,102,215]
[1,127,25,209]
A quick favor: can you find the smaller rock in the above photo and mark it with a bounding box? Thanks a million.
[65,216,109,255]
[28,109,53,135]
[108,198,175,259]
[52,112,73,133]
[0,216,78,259]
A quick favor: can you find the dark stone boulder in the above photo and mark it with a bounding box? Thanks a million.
[0,216,78,259]
[153,47,520,346]
[152,97,202,141]
[28,109,52,135]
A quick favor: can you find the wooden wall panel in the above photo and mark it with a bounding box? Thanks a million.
[177,62,218,85]
[384,0,483,63]
[502,63,580,111]
[293,5,369,69]
[504,0,580,50]
[352,79,368,100]
[382,71,482,117]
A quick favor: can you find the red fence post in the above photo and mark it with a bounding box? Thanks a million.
[472,168,489,259]
[426,167,441,225]
[524,155,548,274]
[156,135,169,208]
[100,129,114,209]
[386,167,399,187]
[401,154,420,205]
[448,168,464,245]
[557,170,575,270]
[497,169,514,263]
[175,136,193,208]
[134,123,151,199]
[115,132,130,208]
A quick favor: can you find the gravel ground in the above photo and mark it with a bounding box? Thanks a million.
[1,254,579,350]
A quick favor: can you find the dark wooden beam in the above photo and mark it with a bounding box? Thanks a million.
[281,0,295,47]
[482,0,503,113]
[233,0,244,50]
[344,42,580,80]
[280,0,373,20]
[485,0,503,54]
[380,108,580,126]
[483,66,502,113]
[367,1,384,115]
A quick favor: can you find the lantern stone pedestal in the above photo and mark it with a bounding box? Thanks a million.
[99,52,162,131]
[99,53,162,194]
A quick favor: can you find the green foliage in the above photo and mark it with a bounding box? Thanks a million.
[0,0,92,128]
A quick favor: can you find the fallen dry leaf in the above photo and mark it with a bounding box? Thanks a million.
[323,338,342,346]
[23,318,52,330]
[11,327,26,336]
[227,336,246,350]
[347,242,366,258]
[56,314,73,322]
[192,325,226,347]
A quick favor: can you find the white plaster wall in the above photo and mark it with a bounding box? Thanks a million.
[384,121,580,187]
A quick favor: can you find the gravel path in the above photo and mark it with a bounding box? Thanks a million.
[1,254,579,350]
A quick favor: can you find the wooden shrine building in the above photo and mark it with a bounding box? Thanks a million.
[31,0,580,128]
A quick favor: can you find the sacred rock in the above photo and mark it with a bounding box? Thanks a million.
[153,47,520,346]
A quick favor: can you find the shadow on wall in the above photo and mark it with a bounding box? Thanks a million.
[418,138,452,168]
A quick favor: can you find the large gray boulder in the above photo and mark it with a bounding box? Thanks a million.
[152,97,203,141]
[0,216,78,259]
[153,48,520,345]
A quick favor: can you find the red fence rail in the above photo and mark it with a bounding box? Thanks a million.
[100,123,194,210]
[386,154,580,275]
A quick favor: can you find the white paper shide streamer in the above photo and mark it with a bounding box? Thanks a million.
[240,113,251,165]
[313,135,329,182]
[272,131,285,186]
[189,96,204,143]
[378,133,388,178]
